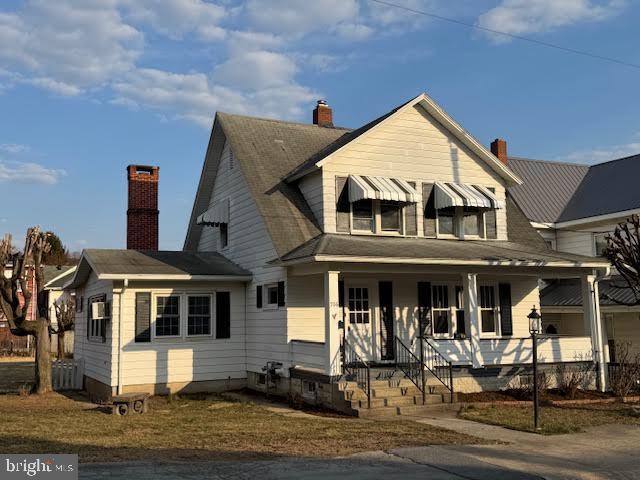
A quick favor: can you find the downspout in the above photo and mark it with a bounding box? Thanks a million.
[116,278,128,395]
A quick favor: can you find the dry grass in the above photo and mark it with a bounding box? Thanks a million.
[0,393,482,463]
[459,402,640,435]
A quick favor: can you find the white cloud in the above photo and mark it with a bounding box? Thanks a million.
[112,66,318,127]
[246,0,360,35]
[0,0,143,94]
[0,143,29,154]
[226,30,284,54]
[0,161,66,184]
[333,22,374,41]
[213,50,298,90]
[120,0,227,40]
[558,140,640,164]
[478,0,625,41]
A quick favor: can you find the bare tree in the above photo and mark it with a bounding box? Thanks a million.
[603,214,640,306]
[0,228,52,393]
[51,296,75,359]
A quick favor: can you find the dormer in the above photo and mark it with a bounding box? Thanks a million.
[289,93,521,242]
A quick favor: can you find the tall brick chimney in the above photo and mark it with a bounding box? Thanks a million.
[127,165,159,250]
[313,100,333,127]
[491,138,508,165]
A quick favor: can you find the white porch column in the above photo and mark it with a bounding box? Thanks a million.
[582,274,607,391]
[463,273,483,368]
[324,271,341,377]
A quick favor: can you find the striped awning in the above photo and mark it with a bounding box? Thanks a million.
[348,175,418,203]
[435,182,504,209]
[197,199,229,225]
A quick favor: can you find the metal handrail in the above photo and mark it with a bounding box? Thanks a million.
[342,339,371,408]
[422,337,454,403]
[395,336,427,404]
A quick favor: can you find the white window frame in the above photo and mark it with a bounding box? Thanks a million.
[478,284,500,337]
[378,200,405,236]
[186,294,214,338]
[431,284,451,338]
[436,206,487,240]
[347,286,371,324]
[153,294,182,339]
[264,283,280,310]
[593,232,609,256]
[88,295,109,343]
[350,199,376,234]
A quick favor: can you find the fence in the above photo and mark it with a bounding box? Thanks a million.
[52,358,84,391]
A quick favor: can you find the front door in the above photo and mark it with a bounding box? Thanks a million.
[345,285,374,360]
[379,281,395,361]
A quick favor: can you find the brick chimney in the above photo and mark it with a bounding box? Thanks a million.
[491,138,508,165]
[313,100,333,127]
[127,165,159,250]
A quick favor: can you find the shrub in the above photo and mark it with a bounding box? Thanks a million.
[509,371,550,401]
[555,363,591,399]
[610,342,640,398]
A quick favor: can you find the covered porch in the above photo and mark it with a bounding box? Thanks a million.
[285,260,609,393]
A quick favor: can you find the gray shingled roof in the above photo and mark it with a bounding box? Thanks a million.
[508,157,589,223]
[558,154,640,222]
[541,276,636,306]
[67,249,250,288]
[44,266,76,290]
[279,196,604,267]
[184,112,350,256]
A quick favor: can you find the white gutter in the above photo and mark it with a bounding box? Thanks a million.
[553,208,640,229]
[277,255,609,269]
[98,274,252,282]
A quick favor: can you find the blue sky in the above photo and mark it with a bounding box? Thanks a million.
[0,0,638,251]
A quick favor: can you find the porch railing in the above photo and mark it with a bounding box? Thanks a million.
[395,336,427,404]
[422,337,454,403]
[342,339,371,408]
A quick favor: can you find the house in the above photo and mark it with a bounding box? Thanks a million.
[509,153,640,359]
[0,263,39,355]
[43,265,77,356]
[67,94,609,411]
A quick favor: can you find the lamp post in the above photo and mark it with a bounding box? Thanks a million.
[528,306,542,431]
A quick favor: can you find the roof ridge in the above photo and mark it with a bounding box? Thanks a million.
[217,111,352,131]
[587,152,640,168]
[508,156,590,168]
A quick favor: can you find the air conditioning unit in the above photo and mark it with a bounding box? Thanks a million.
[91,302,109,319]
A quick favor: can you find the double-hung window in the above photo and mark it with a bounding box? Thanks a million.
[479,285,498,334]
[431,285,450,336]
[155,296,180,337]
[187,296,211,336]
[380,201,401,233]
[437,207,456,236]
[348,287,370,324]
[352,199,374,232]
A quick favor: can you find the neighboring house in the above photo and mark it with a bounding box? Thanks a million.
[67,94,609,411]
[43,265,77,356]
[509,154,640,360]
[0,264,37,355]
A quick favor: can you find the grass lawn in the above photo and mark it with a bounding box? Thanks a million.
[459,403,640,434]
[0,393,482,463]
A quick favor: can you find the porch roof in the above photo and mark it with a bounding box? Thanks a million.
[541,276,635,307]
[275,234,608,268]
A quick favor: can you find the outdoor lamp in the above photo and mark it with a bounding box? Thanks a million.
[528,306,542,335]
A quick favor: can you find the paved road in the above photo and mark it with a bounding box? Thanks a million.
[80,419,640,480]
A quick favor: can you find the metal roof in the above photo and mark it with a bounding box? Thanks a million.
[557,154,640,222]
[508,157,589,223]
[541,276,637,306]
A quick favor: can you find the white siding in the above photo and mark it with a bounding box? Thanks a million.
[555,221,620,257]
[197,140,288,373]
[116,282,246,386]
[321,104,508,240]
[73,272,114,386]
[298,171,323,229]
[287,274,324,342]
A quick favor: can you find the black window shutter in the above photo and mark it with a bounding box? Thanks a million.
[335,176,350,232]
[277,281,286,307]
[485,187,498,239]
[499,283,513,336]
[422,183,436,237]
[134,292,151,343]
[256,285,262,309]
[338,280,345,308]
[216,291,231,339]
[417,281,432,336]
[405,181,418,236]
